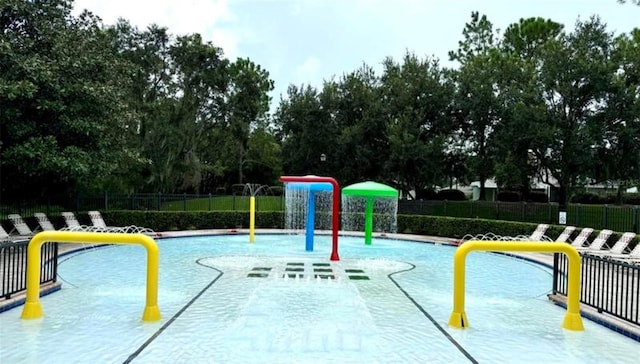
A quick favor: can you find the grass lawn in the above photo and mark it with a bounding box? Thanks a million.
[161,195,284,212]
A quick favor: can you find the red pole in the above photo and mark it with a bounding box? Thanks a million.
[280,176,340,261]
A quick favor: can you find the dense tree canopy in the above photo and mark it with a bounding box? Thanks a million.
[2,1,639,207]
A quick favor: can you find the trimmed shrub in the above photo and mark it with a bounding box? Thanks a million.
[102,210,284,231]
[100,210,613,244]
[436,189,466,201]
[623,193,640,205]
[527,191,549,203]
[415,188,438,200]
[571,193,605,204]
[497,190,521,202]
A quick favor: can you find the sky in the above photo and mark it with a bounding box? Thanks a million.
[72,0,640,110]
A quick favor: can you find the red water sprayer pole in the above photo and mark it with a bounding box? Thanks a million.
[279,176,340,261]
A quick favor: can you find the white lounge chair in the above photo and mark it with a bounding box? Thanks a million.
[607,242,640,262]
[555,226,576,243]
[7,214,34,236]
[88,211,108,229]
[588,232,636,257]
[576,229,613,252]
[34,213,56,231]
[62,212,82,229]
[570,228,594,248]
[1,225,27,242]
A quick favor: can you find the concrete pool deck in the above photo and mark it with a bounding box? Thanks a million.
[1,229,638,341]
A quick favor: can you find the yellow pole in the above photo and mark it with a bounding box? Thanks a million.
[21,231,161,322]
[249,196,256,243]
[449,240,583,331]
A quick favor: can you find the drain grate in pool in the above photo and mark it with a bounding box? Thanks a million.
[246,262,370,281]
[247,272,269,278]
[314,274,336,279]
[248,267,272,278]
[348,275,370,280]
[283,273,304,278]
[285,267,304,272]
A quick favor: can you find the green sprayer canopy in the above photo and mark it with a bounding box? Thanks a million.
[342,181,398,198]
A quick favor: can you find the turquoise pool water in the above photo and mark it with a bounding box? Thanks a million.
[0,234,638,363]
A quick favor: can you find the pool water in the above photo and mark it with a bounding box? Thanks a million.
[0,234,638,363]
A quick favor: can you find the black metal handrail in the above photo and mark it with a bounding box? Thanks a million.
[553,252,639,326]
[1,240,58,299]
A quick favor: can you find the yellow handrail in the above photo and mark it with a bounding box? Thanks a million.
[449,240,583,331]
[21,231,161,322]
[249,196,256,243]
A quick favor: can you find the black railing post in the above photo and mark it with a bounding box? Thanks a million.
[603,204,608,229]
[53,242,58,282]
[633,206,639,234]
[183,193,187,211]
[552,253,559,294]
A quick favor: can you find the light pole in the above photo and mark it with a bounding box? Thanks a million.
[320,153,326,175]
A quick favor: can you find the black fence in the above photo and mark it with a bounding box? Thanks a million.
[553,253,639,326]
[2,193,639,233]
[398,200,640,233]
[1,240,58,299]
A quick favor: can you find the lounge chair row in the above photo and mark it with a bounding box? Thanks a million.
[1,211,155,242]
[461,224,639,263]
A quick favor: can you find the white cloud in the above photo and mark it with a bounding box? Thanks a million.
[73,0,239,57]
[294,57,321,86]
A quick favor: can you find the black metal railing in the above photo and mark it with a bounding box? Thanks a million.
[397,200,640,233]
[1,240,58,299]
[553,252,639,326]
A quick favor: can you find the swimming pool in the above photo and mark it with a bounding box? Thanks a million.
[0,234,638,363]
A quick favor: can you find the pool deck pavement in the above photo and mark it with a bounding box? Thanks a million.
[1,229,638,340]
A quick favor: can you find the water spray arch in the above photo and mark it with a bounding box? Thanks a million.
[280,175,340,261]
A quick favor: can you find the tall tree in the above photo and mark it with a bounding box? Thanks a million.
[333,65,386,184]
[534,17,617,207]
[275,84,326,175]
[380,53,455,197]
[492,17,564,199]
[594,29,640,201]
[449,12,501,200]
[225,58,274,184]
[1,0,136,200]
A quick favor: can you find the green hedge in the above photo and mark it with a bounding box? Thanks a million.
[100,210,572,241]
[102,210,284,231]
